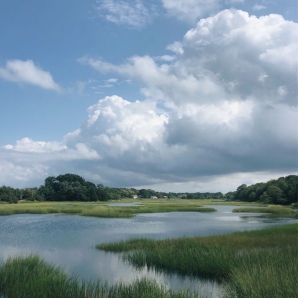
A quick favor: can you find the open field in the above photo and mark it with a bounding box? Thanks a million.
[98,224,298,298]
[0,199,217,218]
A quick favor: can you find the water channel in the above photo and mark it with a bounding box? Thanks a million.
[0,205,297,297]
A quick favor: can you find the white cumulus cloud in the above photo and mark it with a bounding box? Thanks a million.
[4,138,67,153]
[0,60,61,92]
[83,9,298,106]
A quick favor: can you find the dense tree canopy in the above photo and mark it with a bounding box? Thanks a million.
[227,175,298,205]
[37,174,109,202]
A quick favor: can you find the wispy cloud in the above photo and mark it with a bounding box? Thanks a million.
[253,4,266,11]
[226,0,245,3]
[0,60,61,92]
[105,78,118,83]
[161,0,220,23]
[94,0,156,29]
[154,55,176,62]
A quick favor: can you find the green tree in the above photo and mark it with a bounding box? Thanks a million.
[259,192,272,204]
[0,186,19,203]
[266,185,286,204]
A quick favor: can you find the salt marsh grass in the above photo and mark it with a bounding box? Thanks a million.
[0,255,199,298]
[81,206,133,218]
[232,205,295,215]
[0,200,215,218]
[226,246,298,298]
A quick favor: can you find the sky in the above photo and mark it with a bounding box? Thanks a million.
[0,0,297,193]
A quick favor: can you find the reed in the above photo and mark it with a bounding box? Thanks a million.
[123,243,235,279]
[0,255,198,298]
[97,238,156,252]
[0,255,71,298]
[226,246,298,298]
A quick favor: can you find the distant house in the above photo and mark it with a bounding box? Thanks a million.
[163,196,168,199]
[150,196,158,199]
[132,195,138,199]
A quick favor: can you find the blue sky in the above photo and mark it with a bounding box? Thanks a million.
[0,0,297,192]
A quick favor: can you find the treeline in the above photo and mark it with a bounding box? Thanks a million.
[0,173,224,203]
[1,173,297,205]
[183,192,224,199]
[225,175,298,205]
[135,189,224,199]
[0,174,139,203]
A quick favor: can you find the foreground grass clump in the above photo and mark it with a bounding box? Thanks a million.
[0,255,198,298]
[0,200,215,218]
[226,246,298,298]
[98,224,298,298]
[0,255,73,298]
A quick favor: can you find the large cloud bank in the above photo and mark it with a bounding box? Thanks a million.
[2,10,297,191]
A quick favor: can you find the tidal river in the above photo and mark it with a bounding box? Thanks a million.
[0,205,297,297]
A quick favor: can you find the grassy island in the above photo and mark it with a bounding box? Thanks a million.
[0,199,216,218]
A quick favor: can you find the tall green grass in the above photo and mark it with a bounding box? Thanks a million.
[123,243,235,279]
[0,255,73,298]
[226,247,298,298]
[0,255,198,298]
[98,224,298,297]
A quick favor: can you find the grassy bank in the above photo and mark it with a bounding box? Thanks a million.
[232,205,296,215]
[0,200,215,218]
[0,255,198,298]
[98,224,298,298]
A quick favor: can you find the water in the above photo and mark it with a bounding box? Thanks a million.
[0,205,296,297]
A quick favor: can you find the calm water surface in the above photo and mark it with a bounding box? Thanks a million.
[0,205,297,297]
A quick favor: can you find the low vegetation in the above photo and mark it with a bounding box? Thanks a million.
[0,200,216,218]
[0,255,198,298]
[98,224,298,298]
[1,196,296,219]
[232,205,296,215]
